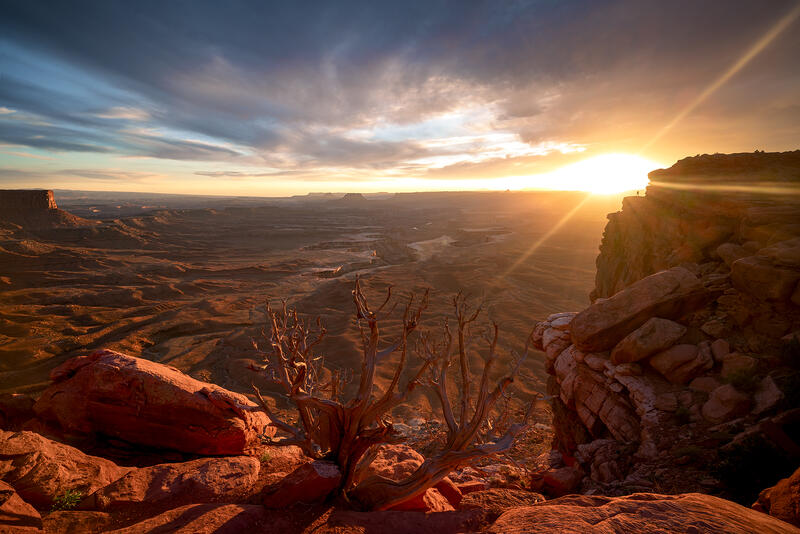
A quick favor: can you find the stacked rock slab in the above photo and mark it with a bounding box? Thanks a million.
[534,151,800,496]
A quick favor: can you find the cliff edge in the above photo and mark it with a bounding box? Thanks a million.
[0,189,92,229]
[533,151,800,508]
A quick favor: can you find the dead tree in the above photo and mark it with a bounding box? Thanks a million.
[252,278,534,510]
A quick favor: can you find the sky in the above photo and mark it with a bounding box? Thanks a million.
[1,0,799,196]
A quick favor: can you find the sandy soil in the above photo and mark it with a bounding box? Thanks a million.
[0,190,624,421]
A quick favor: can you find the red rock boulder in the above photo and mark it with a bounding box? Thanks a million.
[81,456,260,511]
[571,267,710,352]
[754,467,800,527]
[262,460,341,508]
[0,480,41,531]
[0,430,130,509]
[33,350,273,455]
[489,493,800,534]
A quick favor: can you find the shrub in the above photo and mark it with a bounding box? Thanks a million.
[251,278,535,510]
[51,489,83,511]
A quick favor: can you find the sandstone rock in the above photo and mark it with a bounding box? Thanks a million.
[388,488,454,513]
[702,384,751,424]
[262,460,341,508]
[433,477,462,508]
[0,480,41,530]
[731,256,800,301]
[754,466,800,527]
[34,350,272,455]
[721,352,759,380]
[689,376,722,393]
[489,492,800,534]
[82,456,260,511]
[104,503,270,534]
[711,338,731,362]
[575,439,629,484]
[42,511,112,534]
[572,365,640,442]
[357,443,424,482]
[0,430,130,509]
[758,238,800,268]
[457,481,488,495]
[613,362,642,376]
[649,344,712,384]
[754,376,785,414]
[459,488,544,520]
[610,318,686,364]
[717,242,750,266]
[654,393,678,412]
[571,267,709,352]
[542,466,583,497]
[549,312,577,330]
[584,353,609,372]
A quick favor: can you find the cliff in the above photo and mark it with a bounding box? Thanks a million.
[533,151,800,505]
[0,189,92,229]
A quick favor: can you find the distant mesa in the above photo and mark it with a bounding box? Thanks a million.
[0,189,58,211]
[0,189,93,228]
[328,192,369,206]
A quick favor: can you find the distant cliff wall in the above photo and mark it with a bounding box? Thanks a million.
[0,189,91,229]
[533,151,800,501]
[0,190,58,213]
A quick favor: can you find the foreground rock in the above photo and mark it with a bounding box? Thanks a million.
[489,493,800,533]
[459,488,544,521]
[755,467,800,527]
[81,456,260,511]
[262,460,341,508]
[570,267,709,352]
[34,350,272,455]
[0,430,130,509]
[0,480,41,531]
[350,444,457,512]
[104,503,271,534]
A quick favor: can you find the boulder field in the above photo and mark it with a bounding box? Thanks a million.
[0,349,796,532]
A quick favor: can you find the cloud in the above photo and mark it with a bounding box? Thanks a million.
[94,106,150,120]
[0,0,798,191]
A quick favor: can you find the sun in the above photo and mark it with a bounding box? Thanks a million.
[546,153,663,194]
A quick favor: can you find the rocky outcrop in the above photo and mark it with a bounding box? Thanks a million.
[0,480,41,531]
[261,460,341,508]
[489,492,800,534]
[572,267,711,352]
[103,503,271,534]
[0,430,130,509]
[755,467,800,527]
[81,456,261,511]
[350,444,458,512]
[0,190,57,212]
[33,350,273,455]
[0,189,91,228]
[535,152,800,499]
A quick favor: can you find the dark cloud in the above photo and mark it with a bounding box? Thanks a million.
[0,0,798,183]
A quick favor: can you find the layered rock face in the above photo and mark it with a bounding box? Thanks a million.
[534,151,800,503]
[0,189,90,228]
[0,190,57,212]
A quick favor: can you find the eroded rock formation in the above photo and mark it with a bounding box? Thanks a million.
[534,151,800,506]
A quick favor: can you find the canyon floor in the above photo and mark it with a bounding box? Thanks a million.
[0,190,623,402]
